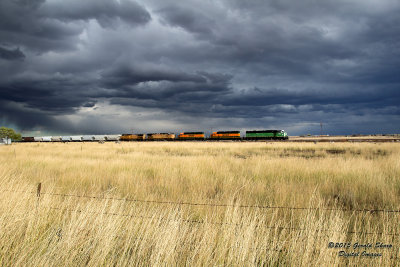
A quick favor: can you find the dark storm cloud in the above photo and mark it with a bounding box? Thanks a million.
[0,0,399,134]
[221,87,400,107]
[101,64,208,87]
[0,100,74,132]
[101,63,233,105]
[155,0,399,83]
[0,0,150,54]
[0,72,97,113]
[0,0,82,52]
[155,1,357,64]
[42,0,151,27]
[158,6,215,36]
[0,46,25,60]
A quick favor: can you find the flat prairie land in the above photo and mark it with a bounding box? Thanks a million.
[0,142,399,266]
[288,135,400,142]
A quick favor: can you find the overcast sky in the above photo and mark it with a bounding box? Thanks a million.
[1,0,399,136]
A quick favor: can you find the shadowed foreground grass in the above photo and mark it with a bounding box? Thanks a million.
[0,142,399,265]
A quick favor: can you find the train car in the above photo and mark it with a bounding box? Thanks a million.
[70,136,82,142]
[61,136,71,142]
[82,135,94,142]
[93,135,106,141]
[105,135,120,141]
[34,137,43,142]
[51,136,62,142]
[22,137,35,142]
[120,134,146,141]
[177,132,205,140]
[42,136,52,142]
[147,133,175,141]
[209,131,241,140]
[245,130,288,140]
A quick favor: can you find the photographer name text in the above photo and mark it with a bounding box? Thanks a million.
[328,242,392,258]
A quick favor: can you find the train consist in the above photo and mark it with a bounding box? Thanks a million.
[22,130,288,142]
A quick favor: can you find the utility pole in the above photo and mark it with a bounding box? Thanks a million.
[320,122,323,136]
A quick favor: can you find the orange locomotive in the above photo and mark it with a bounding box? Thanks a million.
[177,132,205,140]
[210,131,241,140]
[147,133,175,141]
[120,134,145,141]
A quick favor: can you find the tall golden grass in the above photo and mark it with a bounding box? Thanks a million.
[0,142,399,265]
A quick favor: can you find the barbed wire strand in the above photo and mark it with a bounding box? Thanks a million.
[3,189,400,214]
[44,205,399,237]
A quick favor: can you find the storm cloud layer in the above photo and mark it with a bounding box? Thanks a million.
[0,0,399,135]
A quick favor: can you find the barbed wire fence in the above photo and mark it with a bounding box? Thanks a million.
[5,184,400,213]
[2,183,399,260]
[2,183,400,235]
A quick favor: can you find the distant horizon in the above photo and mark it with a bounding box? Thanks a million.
[17,129,400,138]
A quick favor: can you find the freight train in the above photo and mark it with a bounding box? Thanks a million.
[22,129,288,142]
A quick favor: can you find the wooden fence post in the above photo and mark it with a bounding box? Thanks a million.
[37,182,42,198]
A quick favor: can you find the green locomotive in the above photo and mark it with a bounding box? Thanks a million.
[245,130,288,140]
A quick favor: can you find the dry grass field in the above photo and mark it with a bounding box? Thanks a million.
[289,135,400,142]
[0,142,399,266]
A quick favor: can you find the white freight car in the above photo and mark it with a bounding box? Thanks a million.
[61,136,71,142]
[70,136,82,141]
[93,135,106,141]
[51,136,62,142]
[82,135,94,141]
[105,135,120,141]
[42,136,52,142]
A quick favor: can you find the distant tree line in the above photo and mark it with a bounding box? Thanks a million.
[0,127,22,141]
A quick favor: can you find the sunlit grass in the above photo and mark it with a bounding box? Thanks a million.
[0,142,399,265]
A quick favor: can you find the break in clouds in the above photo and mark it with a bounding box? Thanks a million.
[0,0,399,135]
